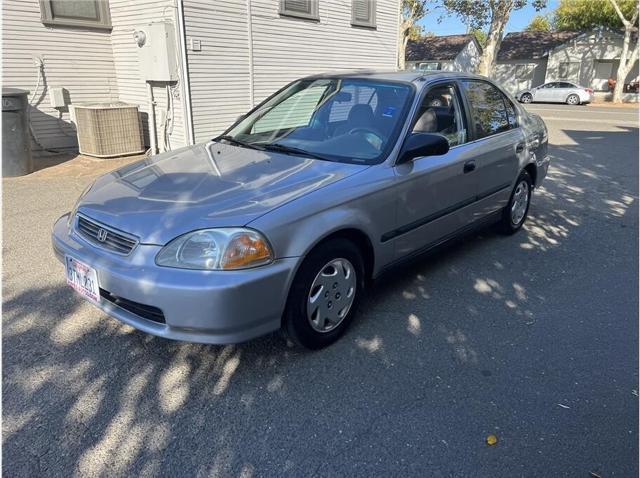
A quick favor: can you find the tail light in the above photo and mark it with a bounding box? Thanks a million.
[585,88,593,94]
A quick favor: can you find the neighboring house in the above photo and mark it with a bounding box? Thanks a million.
[493,29,639,95]
[405,34,481,73]
[3,0,399,156]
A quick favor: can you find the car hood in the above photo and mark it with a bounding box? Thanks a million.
[77,142,367,245]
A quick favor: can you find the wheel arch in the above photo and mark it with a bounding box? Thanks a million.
[524,162,538,187]
[302,228,375,283]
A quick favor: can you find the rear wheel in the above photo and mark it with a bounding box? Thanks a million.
[283,238,365,349]
[499,170,532,235]
[520,93,533,104]
[566,94,580,105]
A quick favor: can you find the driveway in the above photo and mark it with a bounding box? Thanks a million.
[3,105,638,477]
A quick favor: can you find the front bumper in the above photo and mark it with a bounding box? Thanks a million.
[52,214,298,344]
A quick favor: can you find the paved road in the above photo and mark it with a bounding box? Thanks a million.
[3,105,638,477]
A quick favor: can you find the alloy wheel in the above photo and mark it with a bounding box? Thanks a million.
[511,180,529,225]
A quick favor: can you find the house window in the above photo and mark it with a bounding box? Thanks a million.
[515,64,533,79]
[280,0,319,20]
[558,61,580,79]
[40,0,111,29]
[352,0,376,28]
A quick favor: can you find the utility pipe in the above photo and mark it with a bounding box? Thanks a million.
[146,82,158,155]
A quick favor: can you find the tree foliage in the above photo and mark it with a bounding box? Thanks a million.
[398,0,432,68]
[554,0,639,31]
[470,28,487,48]
[441,0,547,75]
[442,0,547,31]
[526,14,552,31]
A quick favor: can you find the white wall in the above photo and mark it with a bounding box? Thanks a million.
[493,59,547,94]
[546,31,639,90]
[183,0,400,142]
[2,0,118,152]
[452,40,480,73]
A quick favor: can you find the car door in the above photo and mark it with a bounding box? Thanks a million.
[458,79,524,219]
[533,82,557,102]
[556,82,576,102]
[390,81,479,259]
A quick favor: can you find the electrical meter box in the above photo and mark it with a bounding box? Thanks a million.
[135,22,178,82]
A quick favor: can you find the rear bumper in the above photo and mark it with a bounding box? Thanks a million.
[52,214,298,344]
[535,154,551,186]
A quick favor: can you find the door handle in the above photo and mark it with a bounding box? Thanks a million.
[463,160,476,174]
[515,143,525,153]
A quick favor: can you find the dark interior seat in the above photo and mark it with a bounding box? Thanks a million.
[335,104,374,135]
[413,107,455,134]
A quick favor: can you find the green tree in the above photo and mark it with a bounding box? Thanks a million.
[526,14,552,31]
[399,0,432,69]
[442,0,547,76]
[470,28,488,48]
[554,0,638,30]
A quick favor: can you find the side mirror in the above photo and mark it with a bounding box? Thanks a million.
[397,133,449,164]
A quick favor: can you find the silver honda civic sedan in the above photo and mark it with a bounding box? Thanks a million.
[52,71,550,349]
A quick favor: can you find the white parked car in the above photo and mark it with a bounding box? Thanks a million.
[516,81,594,105]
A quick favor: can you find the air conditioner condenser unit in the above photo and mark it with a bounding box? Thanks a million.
[71,102,145,158]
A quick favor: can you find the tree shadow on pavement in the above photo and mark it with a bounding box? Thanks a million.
[2,125,638,476]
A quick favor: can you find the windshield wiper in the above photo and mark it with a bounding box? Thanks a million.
[214,135,264,151]
[263,143,331,161]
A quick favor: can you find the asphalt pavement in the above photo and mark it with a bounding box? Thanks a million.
[2,104,638,477]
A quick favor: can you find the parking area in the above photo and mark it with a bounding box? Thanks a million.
[2,105,638,476]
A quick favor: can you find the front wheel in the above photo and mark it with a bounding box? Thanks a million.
[283,238,365,349]
[566,94,580,105]
[520,93,533,104]
[499,170,532,235]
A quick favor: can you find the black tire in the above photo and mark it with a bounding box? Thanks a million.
[566,94,580,105]
[283,238,365,349]
[520,93,533,104]
[499,170,533,235]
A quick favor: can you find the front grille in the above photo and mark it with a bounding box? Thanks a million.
[76,214,138,255]
[100,288,166,324]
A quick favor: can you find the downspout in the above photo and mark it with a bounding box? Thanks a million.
[246,0,255,107]
[176,0,195,145]
[146,82,158,154]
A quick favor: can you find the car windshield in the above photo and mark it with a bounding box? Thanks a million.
[222,78,413,164]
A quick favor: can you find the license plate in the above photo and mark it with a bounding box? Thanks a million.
[65,256,100,304]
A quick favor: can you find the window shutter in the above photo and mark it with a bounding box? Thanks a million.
[352,0,376,28]
[283,0,312,15]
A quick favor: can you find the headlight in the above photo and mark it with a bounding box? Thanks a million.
[155,228,274,270]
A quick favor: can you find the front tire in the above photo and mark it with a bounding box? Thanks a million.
[283,238,365,349]
[499,170,532,235]
[566,94,580,105]
[520,93,533,104]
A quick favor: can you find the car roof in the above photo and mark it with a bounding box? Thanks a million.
[301,70,487,85]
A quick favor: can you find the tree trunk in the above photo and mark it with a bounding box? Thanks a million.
[612,26,637,103]
[477,2,511,77]
[397,17,412,70]
[398,33,407,70]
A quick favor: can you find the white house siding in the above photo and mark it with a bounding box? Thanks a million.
[182,0,251,143]
[546,31,639,91]
[109,0,186,151]
[183,0,400,142]
[2,0,118,151]
[493,59,547,95]
[451,40,480,73]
